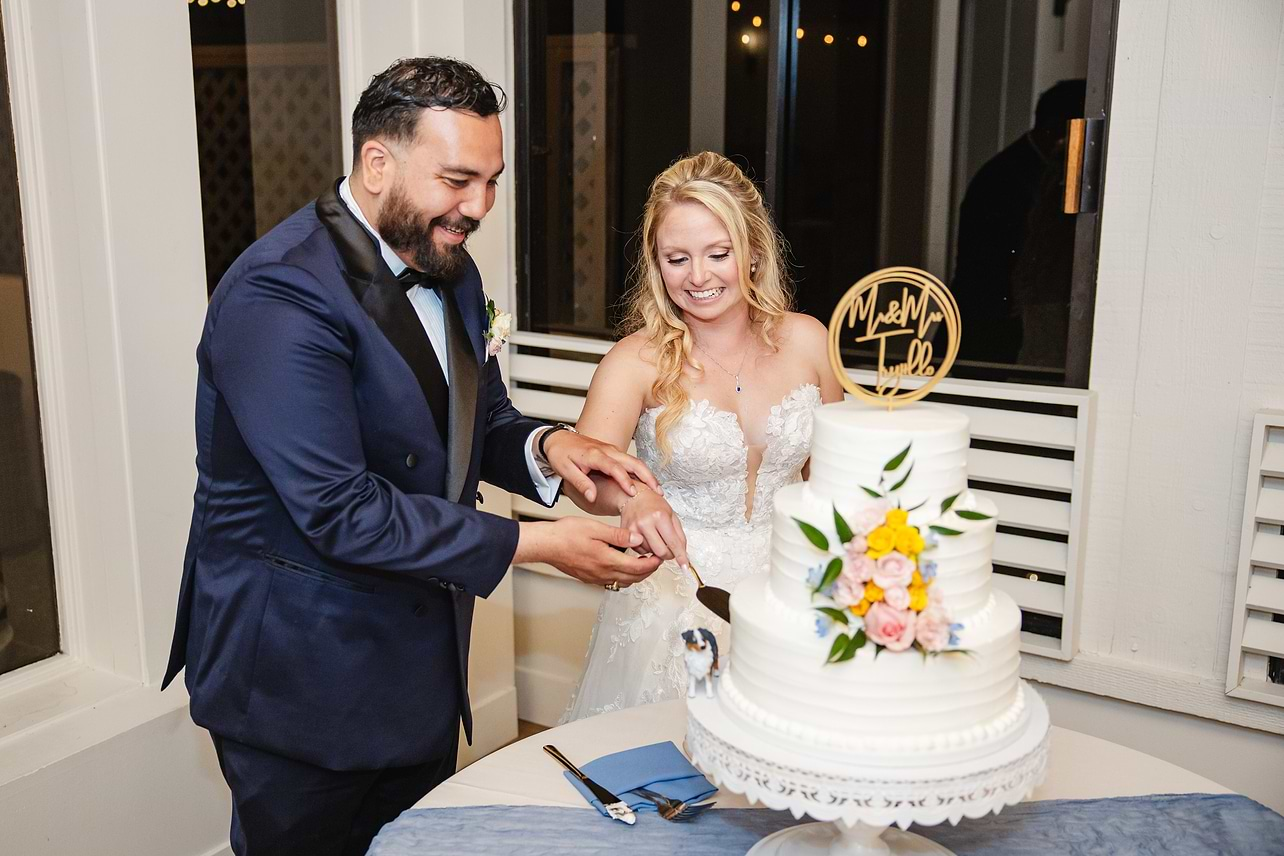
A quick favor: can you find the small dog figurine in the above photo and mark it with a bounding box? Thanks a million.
[682,628,720,698]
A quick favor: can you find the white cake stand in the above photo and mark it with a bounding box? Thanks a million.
[686,679,1050,856]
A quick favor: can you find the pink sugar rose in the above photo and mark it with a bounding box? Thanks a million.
[928,585,947,607]
[863,602,917,652]
[915,607,952,652]
[873,551,914,589]
[832,574,865,609]
[851,501,889,535]
[843,553,875,584]
[845,534,868,557]
[883,584,911,611]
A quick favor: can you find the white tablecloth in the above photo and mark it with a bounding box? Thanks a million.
[416,699,1231,810]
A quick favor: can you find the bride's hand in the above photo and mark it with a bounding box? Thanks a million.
[619,485,689,569]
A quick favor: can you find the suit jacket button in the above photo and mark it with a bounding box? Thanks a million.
[413,603,428,617]
[405,453,418,468]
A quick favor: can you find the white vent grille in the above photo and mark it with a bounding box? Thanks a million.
[506,332,1096,661]
[1225,410,1284,707]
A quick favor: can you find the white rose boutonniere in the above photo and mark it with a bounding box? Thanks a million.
[484,298,513,357]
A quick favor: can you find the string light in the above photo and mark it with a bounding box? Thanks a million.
[189,0,246,6]
[796,28,805,39]
[857,35,868,47]
[730,1,740,11]
[823,34,834,45]
[741,33,751,45]
[752,15,762,27]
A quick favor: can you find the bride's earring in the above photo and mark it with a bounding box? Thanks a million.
[750,262,758,278]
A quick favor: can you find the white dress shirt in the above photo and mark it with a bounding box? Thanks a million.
[339,177,561,505]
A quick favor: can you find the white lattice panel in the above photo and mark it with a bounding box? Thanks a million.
[1225,410,1284,709]
[506,331,1096,661]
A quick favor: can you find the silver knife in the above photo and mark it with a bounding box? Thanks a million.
[543,744,637,825]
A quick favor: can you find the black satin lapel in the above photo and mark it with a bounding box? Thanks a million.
[315,180,450,445]
[315,180,381,288]
[443,288,478,504]
[361,280,450,444]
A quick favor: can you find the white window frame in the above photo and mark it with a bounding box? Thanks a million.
[0,0,208,787]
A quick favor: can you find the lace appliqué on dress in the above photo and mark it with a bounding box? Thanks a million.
[559,384,819,724]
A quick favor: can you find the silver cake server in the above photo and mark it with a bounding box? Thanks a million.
[543,744,637,825]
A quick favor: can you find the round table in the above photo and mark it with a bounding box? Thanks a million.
[415,699,1230,810]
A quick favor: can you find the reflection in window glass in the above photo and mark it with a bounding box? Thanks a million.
[189,0,342,295]
[785,0,1092,384]
[520,0,768,339]
[0,6,61,677]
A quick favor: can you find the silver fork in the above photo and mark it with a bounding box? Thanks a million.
[629,786,717,822]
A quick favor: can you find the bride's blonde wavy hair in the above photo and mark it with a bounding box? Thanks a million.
[621,151,793,462]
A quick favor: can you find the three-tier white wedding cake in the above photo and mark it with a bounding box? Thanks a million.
[714,400,1030,769]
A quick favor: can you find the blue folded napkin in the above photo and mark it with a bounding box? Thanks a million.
[562,741,717,818]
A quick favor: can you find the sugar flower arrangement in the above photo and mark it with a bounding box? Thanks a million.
[796,442,991,665]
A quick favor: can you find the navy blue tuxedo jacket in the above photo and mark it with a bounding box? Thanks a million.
[163,181,550,771]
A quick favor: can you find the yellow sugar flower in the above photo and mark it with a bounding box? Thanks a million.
[896,527,925,556]
[851,598,872,617]
[911,570,924,587]
[866,526,896,557]
[908,584,929,611]
[886,508,909,528]
[864,581,885,602]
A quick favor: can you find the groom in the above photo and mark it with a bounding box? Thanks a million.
[162,57,661,856]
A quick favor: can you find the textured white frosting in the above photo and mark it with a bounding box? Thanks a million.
[808,401,969,522]
[717,398,1024,768]
[724,574,1024,766]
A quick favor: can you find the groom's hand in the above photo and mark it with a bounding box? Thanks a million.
[541,429,660,505]
[514,518,661,587]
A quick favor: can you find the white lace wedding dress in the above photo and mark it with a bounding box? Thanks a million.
[560,383,820,722]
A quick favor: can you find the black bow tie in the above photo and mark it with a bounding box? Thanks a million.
[396,268,433,292]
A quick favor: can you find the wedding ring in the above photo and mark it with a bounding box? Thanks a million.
[605,582,620,592]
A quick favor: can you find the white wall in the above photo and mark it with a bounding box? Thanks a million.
[1038,683,1284,814]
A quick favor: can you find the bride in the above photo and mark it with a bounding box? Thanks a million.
[560,152,844,722]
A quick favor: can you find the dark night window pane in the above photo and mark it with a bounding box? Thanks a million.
[0,4,61,677]
[519,0,769,338]
[783,0,1095,386]
[189,0,343,296]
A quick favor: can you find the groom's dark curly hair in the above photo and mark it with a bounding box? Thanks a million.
[350,57,507,165]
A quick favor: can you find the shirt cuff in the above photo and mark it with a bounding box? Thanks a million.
[526,426,563,507]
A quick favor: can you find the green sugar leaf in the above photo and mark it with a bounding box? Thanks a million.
[883,442,912,473]
[826,633,850,664]
[889,462,915,493]
[955,510,993,521]
[816,607,850,626]
[794,518,830,552]
[833,505,854,544]
[817,557,844,593]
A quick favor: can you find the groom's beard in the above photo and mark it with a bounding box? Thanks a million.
[377,183,479,281]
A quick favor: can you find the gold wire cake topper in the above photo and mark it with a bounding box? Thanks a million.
[826,266,961,409]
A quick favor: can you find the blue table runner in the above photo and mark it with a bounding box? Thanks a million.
[369,793,1284,855]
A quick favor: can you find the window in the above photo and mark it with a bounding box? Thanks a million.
[0,5,60,677]
[516,0,1116,387]
[515,0,771,339]
[189,0,343,295]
